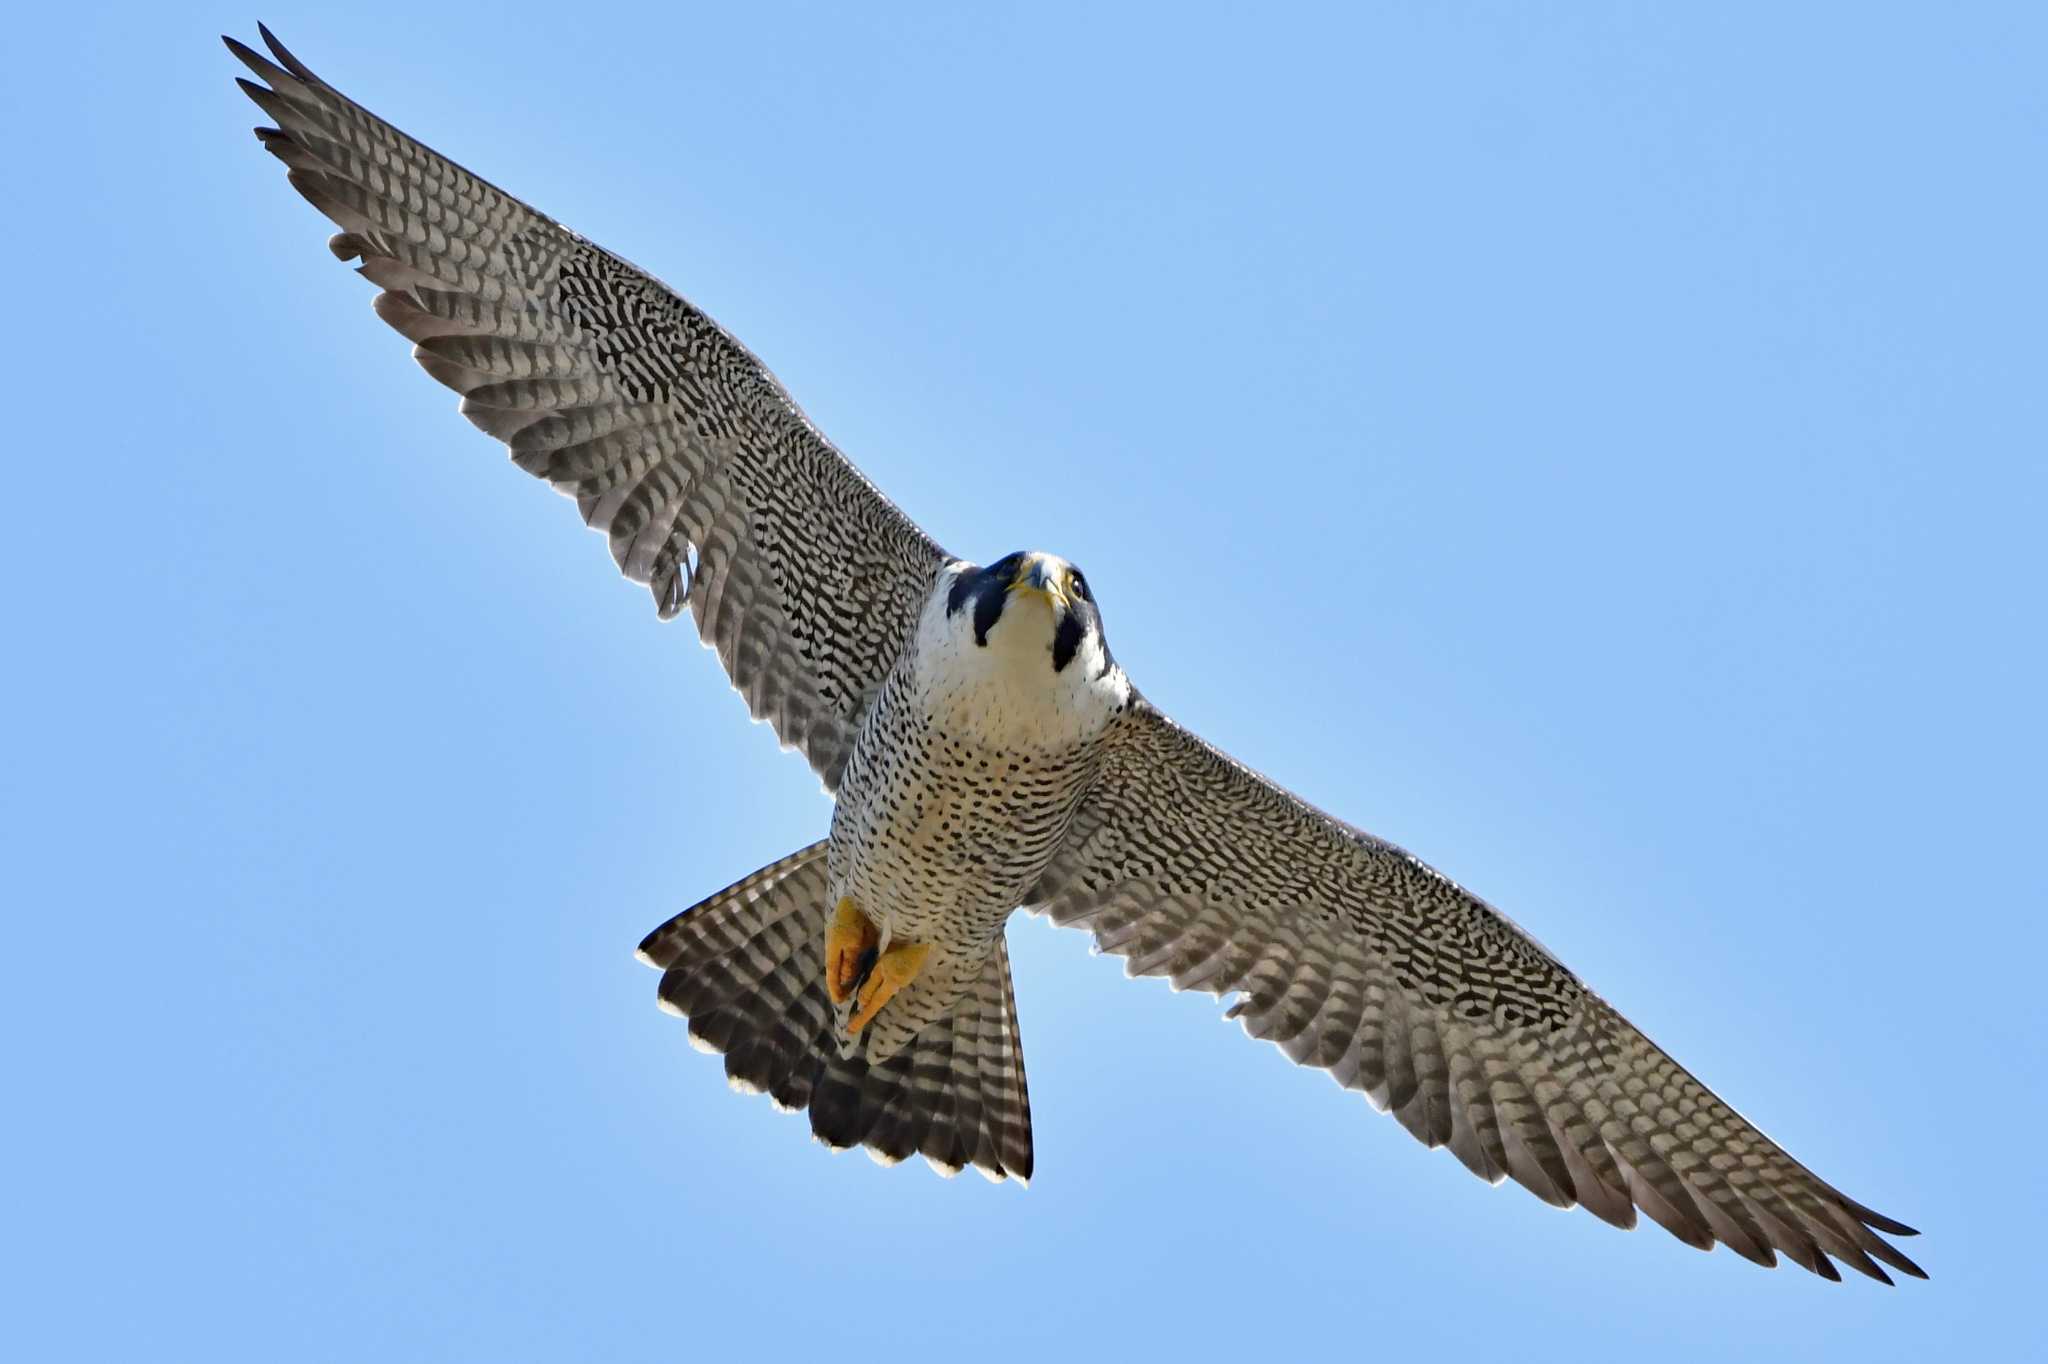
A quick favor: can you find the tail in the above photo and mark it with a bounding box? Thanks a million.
[636,842,1034,1183]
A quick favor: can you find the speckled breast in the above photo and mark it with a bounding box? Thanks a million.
[828,667,1103,949]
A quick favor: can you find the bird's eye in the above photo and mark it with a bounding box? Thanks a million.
[1069,571,1091,602]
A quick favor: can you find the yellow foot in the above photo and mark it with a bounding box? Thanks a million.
[825,898,880,1005]
[848,940,932,1035]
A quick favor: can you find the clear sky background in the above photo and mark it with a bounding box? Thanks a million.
[6,3,2043,1359]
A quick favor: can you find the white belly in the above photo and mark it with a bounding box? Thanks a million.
[827,667,1101,950]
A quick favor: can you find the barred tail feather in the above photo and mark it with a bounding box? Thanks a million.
[637,846,1034,1184]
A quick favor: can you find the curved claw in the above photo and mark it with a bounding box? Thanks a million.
[826,898,879,1005]
[848,941,931,1034]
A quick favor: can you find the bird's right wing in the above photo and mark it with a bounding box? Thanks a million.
[1029,697,1924,1282]
[227,27,951,787]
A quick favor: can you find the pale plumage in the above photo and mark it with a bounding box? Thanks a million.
[228,26,1923,1280]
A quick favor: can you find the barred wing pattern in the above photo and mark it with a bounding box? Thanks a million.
[228,27,948,786]
[1030,699,1923,1283]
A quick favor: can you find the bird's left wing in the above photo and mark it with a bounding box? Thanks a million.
[227,28,950,787]
[1028,696,1923,1283]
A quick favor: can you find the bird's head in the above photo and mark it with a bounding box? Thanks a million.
[941,550,1109,679]
[922,547,1125,740]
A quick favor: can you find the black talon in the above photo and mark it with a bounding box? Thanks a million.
[850,945,880,997]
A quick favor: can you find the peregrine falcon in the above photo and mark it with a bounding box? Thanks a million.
[227,27,1924,1283]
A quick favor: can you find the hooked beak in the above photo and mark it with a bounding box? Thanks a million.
[1008,555,1071,612]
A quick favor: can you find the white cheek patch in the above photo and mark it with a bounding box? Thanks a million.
[911,578,1126,752]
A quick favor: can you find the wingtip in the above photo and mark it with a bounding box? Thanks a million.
[1874,1242,1930,1281]
[256,23,321,83]
[222,35,267,79]
[1840,1195,1920,1238]
[226,25,322,90]
[223,33,294,90]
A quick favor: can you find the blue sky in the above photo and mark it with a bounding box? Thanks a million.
[6,2,2043,1358]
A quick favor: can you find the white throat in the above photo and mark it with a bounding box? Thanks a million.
[909,568,1126,752]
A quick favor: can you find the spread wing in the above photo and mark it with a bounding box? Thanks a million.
[1030,697,1924,1283]
[227,27,949,787]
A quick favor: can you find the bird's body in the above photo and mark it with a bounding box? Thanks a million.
[226,25,1926,1282]
[826,555,1128,1058]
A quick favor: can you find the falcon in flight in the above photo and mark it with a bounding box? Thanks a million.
[227,26,1923,1283]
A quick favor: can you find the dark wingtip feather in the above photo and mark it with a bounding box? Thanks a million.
[1859,1208,1920,1237]
[1872,1242,1929,1280]
[233,77,298,137]
[223,35,292,89]
[257,23,324,85]
[220,34,262,68]
[1836,1247,1893,1286]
